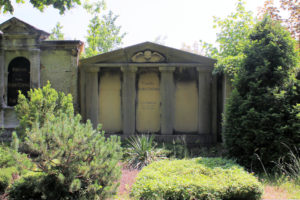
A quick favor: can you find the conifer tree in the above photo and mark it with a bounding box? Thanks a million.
[224,16,300,171]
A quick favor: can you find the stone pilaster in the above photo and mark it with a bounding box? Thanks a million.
[211,74,218,143]
[0,49,4,127]
[30,49,41,88]
[85,68,99,128]
[121,66,137,135]
[159,66,175,135]
[197,68,212,134]
[79,68,86,121]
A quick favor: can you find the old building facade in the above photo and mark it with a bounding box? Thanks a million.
[0,17,231,145]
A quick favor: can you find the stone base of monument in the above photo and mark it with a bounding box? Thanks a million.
[0,128,14,142]
[105,133,214,147]
[0,107,19,129]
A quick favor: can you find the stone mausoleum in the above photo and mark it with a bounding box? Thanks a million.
[0,17,231,145]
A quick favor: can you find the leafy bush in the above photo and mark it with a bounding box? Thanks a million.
[223,16,300,171]
[131,157,263,200]
[15,81,74,140]
[0,167,17,194]
[18,113,122,199]
[0,144,33,194]
[8,172,71,200]
[124,135,167,169]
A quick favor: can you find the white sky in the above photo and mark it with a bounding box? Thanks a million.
[0,0,265,49]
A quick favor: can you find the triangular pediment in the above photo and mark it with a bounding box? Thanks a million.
[80,42,216,66]
[0,17,49,39]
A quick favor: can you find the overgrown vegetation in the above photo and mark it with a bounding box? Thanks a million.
[0,83,123,199]
[131,158,263,200]
[0,145,33,195]
[15,81,74,141]
[223,16,300,172]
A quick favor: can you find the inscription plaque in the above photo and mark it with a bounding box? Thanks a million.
[7,57,30,106]
[136,72,161,132]
[99,72,122,132]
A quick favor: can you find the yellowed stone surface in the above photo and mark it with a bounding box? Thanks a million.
[99,72,122,132]
[136,72,160,133]
[174,81,198,132]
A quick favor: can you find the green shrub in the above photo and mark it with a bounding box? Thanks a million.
[19,113,122,199]
[223,16,300,172]
[0,145,34,194]
[15,81,74,140]
[124,135,167,169]
[8,172,72,200]
[131,157,263,200]
[0,167,17,194]
[0,144,33,173]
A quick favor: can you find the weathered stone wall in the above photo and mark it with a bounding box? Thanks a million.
[40,41,82,111]
[98,69,122,132]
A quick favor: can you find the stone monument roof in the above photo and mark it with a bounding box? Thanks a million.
[80,41,217,66]
[0,17,50,40]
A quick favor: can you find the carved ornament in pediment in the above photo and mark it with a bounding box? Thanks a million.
[131,50,165,63]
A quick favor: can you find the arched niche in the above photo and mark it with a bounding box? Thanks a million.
[7,57,30,106]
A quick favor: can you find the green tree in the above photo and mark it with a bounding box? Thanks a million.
[223,16,300,172]
[48,22,65,40]
[0,0,81,14]
[83,0,126,57]
[200,0,255,76]
[258,0,299,40]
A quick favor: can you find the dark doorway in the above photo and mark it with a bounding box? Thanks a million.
[7,57,30,106]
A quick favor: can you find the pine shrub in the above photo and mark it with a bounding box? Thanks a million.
[0,145,33,194]
[19,113,122,199]
[15,81,74,140]
[223,16,300,172]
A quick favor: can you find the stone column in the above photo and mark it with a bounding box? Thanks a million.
[85,68,99,128]
[211,74,218,143]
[30,49,41,88]
[79,67,86,121]
[0,49,4,127]
[159,66,175,135]
[197,68,212,134]
[121,66,137,135]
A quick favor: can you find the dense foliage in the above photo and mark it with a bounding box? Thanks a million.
[83,0,126,58]
[11,112,122,199]
[0,0,81,14]
[3,83,123,199]
[15,82,74,140]
[223,16,300,172]
[131,158,263,200]
[0,145,33,194]
[258,0,299,40]
[199,0,255,76]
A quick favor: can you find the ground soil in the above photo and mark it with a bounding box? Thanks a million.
[118,167,139,195]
